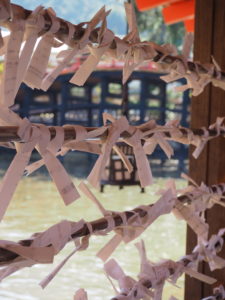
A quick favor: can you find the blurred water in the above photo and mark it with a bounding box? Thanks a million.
[0,177,186,300]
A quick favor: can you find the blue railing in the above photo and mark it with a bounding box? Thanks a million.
[13,70,190,176]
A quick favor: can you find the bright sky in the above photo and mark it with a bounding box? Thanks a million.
[12,0,127,35]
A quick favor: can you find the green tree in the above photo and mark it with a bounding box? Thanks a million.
[133,2,185,49]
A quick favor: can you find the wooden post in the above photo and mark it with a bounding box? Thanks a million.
[185,0,225,299]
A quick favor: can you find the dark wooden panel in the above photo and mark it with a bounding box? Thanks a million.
[185,0,214,299]
[202,1,225,297]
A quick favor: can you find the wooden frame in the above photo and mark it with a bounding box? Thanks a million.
[184,18,195,32]
[162,0,195,25]
[185,0,225,298]
[135,0,176,11]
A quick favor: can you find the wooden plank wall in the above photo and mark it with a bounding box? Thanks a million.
[185,0,225,299]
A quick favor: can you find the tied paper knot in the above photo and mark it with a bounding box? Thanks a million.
[0,112,81,223]
[110,280,152,300]
[25,123,105,174]
[191,127,212,159]
[70,9,114,86]
[206,56,225,91]
[10,6,47,103]
[25,5,45,36]
[209,116,225,137]
[180,174,225,213]
[88,113,130,188]
[0,0,11,21]
[120,3,158,84]
[159,32,224,97]
[124,127,153,187]
[143,129,174,159]
[181,62,207,96]
[133,239,218,300]
[166,118,223,160]
[135,240,176,300]
[39,219,93,289]
[163,120,184,141]
[160,58,186,84]
[119,238,219,300]
[202,285,225,300]
[189,117,225,159]
[172,198,209,241]
[41,5,109,91]
[157,177,209,241]
[24,7,62,89]
[104,258,140,299]
[30,123,80,205]
[0,113,42,222]
[78,181,117,237]
[159,32,217,96]
[114,210,143,242]
[96,211,134,262]
[0,219,83,284]
[0,9,26,107]
[194,228,225,271]
[97,188,175,263]
[160,42,224,97]
[160,33,193,87]
[141,120,179,156]
[122,40,157,84]
[189,182,216,213]
[61,124,107,156]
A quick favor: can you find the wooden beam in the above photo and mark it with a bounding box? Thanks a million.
[185,0,225,299]
[185,0,214,299]
[163,0,195,25]
[184,18,195,32]
[202,0,225,295]
[135,0,177,11]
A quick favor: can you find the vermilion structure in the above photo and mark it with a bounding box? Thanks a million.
[135,0,195,32]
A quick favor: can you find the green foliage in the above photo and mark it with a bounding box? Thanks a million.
[133,2,185,49]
